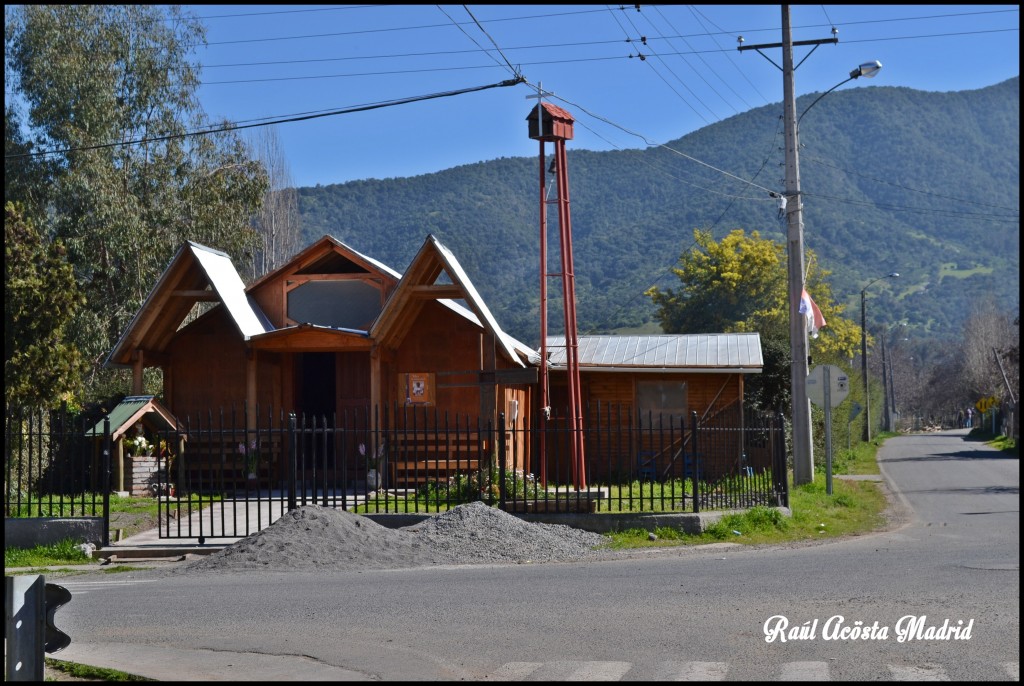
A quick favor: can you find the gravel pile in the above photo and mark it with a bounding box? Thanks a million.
[183,502,609,573]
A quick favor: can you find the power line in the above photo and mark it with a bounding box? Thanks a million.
[199,7,614,46]
[802,190,1019,223]
[459,5,521,78]
[540,84,779,198]
[802,154,1021,213]
[4,78,524,160]
[190,8,1017,48]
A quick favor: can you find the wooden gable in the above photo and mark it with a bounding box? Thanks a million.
[247,235,399,331]
[106,242,270,370]
[371,234,525,367]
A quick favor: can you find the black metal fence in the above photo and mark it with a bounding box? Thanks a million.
[4,406,112,543]
[5,403,788,542]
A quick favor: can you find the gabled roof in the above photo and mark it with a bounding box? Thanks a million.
[85,395,182,440]
[544,334,763,373]
[106,235,537,368]
[371,235,535,367]
[105,242,273,368]
[246,235,402,293]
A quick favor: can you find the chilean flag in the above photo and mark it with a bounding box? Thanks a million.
[799,289,827,338]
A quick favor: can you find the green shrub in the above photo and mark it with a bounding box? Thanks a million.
[418,466,543,504]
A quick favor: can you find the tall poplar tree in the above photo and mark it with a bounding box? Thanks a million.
[5,5,268,400]
[247,127,303,281]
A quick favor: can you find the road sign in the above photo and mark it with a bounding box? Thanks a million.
[849,401,863,422]
[975,396,999,414]
[807,365,850,407]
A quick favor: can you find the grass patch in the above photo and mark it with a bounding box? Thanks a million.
[46,657,154,681]
[5,537,91,568]
[986,433,1017,455]
[827,435,886,475]
[605,467,887,548]
[7,493,221,518]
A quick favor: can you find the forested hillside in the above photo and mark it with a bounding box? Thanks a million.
[297,77,1020,347]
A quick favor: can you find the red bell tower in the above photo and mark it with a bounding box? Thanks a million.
[527,96,586,490]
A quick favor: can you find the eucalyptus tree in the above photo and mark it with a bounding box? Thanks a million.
[5,5,268,401]
[4,202,88,411]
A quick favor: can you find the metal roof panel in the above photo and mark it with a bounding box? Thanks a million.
[545,334,763,369]
[191,244,273,338]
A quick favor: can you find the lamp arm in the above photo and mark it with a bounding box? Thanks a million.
[798,76,853,126]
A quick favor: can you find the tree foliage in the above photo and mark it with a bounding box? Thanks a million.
[4,202,87,410]
[645,228,862,413]
[958,298,1019,404]
[5,5,268,401]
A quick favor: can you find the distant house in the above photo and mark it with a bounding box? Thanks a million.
[105,235,761,488]
[543,334,763,481]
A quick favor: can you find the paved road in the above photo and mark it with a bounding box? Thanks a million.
[47,429,1020,681]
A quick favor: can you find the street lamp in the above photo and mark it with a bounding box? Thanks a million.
[798,61,882,126]
[740,7,883,485]
[861,272,899,441]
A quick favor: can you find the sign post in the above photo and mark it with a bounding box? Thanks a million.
[807,365,850,494]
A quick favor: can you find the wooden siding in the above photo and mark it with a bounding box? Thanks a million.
[167,308,247,418]
[544,370,746,484]
[387,301,487,421]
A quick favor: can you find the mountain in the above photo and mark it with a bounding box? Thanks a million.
[296,77,1020,347]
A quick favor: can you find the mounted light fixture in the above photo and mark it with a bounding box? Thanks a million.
[799,60,883,125]
[850,60,882,80]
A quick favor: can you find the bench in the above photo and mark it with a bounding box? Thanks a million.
[387,431,488,487]
[499,489,607,514]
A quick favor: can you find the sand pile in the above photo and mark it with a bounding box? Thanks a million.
[183,502,608,573]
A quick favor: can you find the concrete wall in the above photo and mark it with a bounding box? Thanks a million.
[365,508,791,535]
[5,517,105,549]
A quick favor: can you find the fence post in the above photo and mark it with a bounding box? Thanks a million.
[287,413,297,511]
[690,411,700,514]
[497,413,506,508]
[102,417,111,548]
[776,411,789,508]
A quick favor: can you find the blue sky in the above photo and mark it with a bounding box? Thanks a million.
[190,5,1020,189]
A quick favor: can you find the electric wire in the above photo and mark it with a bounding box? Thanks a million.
[687,6,773,106]
[648,5,748,114]
[801,155,1021,213]
[4,79,525,160]
[459,5,521,78]
[436,5,510,73]
[581,114,786,335]
[542,87,779,199]
[605,4,719,123]
[801,191,1019,222]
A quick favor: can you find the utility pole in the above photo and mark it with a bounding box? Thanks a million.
[780,7,813,485]
[881,331,890,432]
[740,6,837,485]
